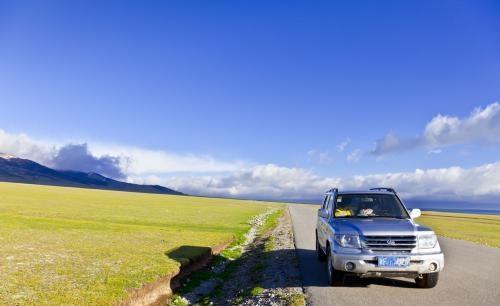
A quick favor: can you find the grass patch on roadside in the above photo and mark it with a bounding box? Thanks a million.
[250,286,265,296]
[0,182,281,305]
[285,292,306,306]
[262,209,284,253]
[237,208,284,300]
[418,211,500,248]
[170,295,190,306]
[259,208,283,235]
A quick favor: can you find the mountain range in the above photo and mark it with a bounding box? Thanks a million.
[0,153,183,195]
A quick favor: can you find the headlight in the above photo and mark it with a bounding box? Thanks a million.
[334,234,361,248]
[418,234,438,249]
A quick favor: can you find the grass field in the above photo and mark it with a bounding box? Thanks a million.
[0,182,280,305]
[419,211,500,248]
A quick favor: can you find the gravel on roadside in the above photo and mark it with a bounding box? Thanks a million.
[237,208,305,306]
[171,207,305,306]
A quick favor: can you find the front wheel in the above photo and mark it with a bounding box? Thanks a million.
[415,272,439,288]
[326,246,345,286]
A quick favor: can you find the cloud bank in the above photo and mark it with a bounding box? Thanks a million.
[373,102,500,155]
[0,129,243,180]
[2,128,500,203]
[156,162,500,202]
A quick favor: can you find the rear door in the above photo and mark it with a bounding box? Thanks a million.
[324,194,335,239]
[317,194,330,247]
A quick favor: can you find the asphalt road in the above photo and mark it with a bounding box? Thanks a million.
[289,204,500,306]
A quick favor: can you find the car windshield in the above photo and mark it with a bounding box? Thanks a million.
[334,194,409,219]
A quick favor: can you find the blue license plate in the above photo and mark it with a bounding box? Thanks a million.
[377,256,410,267]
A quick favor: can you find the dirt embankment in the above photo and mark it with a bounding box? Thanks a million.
[118,240,232,306]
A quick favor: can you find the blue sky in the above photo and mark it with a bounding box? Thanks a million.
[1,1,500,203]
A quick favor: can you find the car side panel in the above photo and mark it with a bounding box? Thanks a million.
[317,213,327,249]
[317,195,335,251]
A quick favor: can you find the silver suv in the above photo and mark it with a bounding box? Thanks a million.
[316,188,444,288]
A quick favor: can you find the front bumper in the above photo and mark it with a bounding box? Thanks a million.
[332,251,444,277]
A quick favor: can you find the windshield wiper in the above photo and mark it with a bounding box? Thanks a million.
[356,215,407,219]
[375,216,407,219]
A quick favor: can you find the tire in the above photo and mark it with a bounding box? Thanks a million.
[326,245,345,286]
[415,272,439,288]
[316,233,326,261]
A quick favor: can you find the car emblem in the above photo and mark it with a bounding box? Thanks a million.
[387,239,396,245]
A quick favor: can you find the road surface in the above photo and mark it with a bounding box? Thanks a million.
[289,204,500,306]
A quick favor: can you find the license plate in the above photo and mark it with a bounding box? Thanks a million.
[377,256,410,267]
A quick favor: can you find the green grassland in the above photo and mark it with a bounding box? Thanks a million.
[0,182,280,305]
[419,211,500,248]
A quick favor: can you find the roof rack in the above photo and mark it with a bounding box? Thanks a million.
[369,187,397,194]
[326,188,338,194]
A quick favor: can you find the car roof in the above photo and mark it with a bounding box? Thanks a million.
[339,190,393,195]
[326,190,395,195]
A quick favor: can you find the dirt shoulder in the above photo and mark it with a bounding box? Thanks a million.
[238,207,305,306]
[171,207,305,306]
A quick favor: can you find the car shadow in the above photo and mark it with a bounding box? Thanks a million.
[295,248,419,288]
[342,275,417,288]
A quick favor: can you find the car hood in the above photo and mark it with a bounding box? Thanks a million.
[331,218,431,236]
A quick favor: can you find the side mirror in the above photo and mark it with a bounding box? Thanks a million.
[318,209,329,219]
[410,208,421,219]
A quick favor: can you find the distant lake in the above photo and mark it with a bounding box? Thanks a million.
[405,200,500,215]
[421,208,500,215]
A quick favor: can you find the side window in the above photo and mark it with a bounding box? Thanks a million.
[326,195,335,214]
[322,195,330,209]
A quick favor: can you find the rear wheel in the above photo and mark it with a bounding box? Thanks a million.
[316,233,326,261]
[326,245,345,286]
[415,272,439,288]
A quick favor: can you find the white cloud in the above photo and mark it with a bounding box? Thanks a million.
[149,162,500,202]
[373,102,500,155]
[145,164,339,200]
[346,149,362,163]
[0,129,56,165]
[336,138,351,152]
[343,163,500,200]
[0,129,245,177]
[90,144,245,174]
[422,102,500,146]
[307,149,333,165]
[428,149,442,155]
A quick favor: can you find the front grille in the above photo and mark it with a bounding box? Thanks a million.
[364,259,423,265]
[362,235,417,253]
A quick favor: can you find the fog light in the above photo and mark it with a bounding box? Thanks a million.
[429,263,437,271]
[345,262,355,271]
